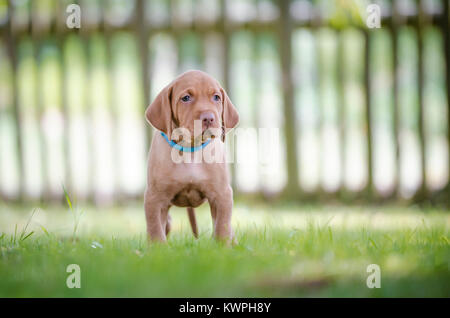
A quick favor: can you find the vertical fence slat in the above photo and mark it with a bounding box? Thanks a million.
[136,0,152,149]
[0,39,2,200]
[363,29,374,198]
[336,30,347,197]
[103,9,120,204]
[0,19,2,200]
[171,0,182,73]
[79,0,94,203]
[416,0,427,200]
[279,0,300,198]
[82,33,93,202]
[316,29,325,195]
[6,0,25,201]
[56,1,71,201]
[391,2,401,198]
[253,31,260,192]
[220,0,237,192]
[31,7,50,202]
[442,0,450,204]
[220,0,230,102]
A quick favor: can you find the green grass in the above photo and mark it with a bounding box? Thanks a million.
[0,201,449,297]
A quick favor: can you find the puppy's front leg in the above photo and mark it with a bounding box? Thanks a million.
[210,187,234,244]
[144,192,167,243]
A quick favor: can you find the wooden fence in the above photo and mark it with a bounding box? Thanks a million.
[0,0,449,206]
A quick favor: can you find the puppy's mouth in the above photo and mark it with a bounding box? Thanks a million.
[192,128,217,146]
[201,127,219,140]
[174,128,218,147]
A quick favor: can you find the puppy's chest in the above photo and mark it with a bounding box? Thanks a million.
[170,163,210,184]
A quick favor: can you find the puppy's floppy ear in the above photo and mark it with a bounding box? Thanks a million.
[220,87,239,141]
[145,84,175,140]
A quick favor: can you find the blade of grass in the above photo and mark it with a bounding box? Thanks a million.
[368,237,378,249]
[39,224,50,237]
[62,184,73,211]
[62,184,85,242]
[20,231,34,242]
[19,208,37,241]
[13,224,17,244]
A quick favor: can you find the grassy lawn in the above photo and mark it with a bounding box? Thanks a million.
[0,201,449,297]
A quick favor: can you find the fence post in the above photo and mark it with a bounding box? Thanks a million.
[391,1,401,198]
[220,0,238,192]
[76,0,98,203]
[363,28,374,199]
[102,7,120,204]
[6,0,25,201]
[135,0,152,149]
[278,0,300,199]
[442,0,450,204]
[170,0,183,73]
[31,1,50,202]
[56,0,72,202]
[416,0,427,201]
[336,30,347,198]
[316,29,324,195]
[253,33,262,193]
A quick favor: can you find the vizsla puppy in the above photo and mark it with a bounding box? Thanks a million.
[144,70,239,244]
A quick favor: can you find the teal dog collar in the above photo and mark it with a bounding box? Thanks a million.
[160,131,212,153]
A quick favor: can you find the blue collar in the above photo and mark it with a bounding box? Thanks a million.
[160,131,212,153]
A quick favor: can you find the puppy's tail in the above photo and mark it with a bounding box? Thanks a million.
[187,207,198,239]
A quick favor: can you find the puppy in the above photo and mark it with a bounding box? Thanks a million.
[144,70,239,244]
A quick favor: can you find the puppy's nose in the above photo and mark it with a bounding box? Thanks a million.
[200,112,215,128]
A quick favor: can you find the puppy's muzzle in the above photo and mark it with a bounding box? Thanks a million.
[200,111,215,130]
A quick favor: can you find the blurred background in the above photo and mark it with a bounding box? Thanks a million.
[0,0,449,207]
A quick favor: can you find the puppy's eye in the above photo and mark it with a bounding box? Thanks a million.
[181,95,191,102]
[213,94,221,102]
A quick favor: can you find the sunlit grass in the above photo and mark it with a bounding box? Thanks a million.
[0,202,449,297]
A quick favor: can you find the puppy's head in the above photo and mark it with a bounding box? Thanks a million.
[145,70,239,144]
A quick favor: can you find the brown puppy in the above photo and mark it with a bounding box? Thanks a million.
[144,70,239,244]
